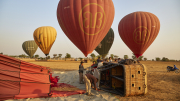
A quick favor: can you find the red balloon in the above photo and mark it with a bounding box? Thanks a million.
[118,12,160,58]
[57,0,115,57]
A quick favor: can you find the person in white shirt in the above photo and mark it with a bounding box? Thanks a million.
[109,57,112,62]
[97,60,103,68]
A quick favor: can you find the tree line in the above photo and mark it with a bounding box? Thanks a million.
[1,52,179,62]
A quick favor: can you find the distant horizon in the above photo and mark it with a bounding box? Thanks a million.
[1,52,179,61]
[0,0,180,60]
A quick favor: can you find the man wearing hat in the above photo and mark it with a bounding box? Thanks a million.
[79,61,85,84]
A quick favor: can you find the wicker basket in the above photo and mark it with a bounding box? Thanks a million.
[111,65,123,76]
[112,77,123,88]
[99,63,147,97]
[123,64,147,96]
[101,73,109,80]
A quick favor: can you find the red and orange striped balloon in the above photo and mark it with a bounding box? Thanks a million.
[57,0,115,57]
[118,11,160,58]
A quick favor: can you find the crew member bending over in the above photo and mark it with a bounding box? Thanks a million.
[83,73,98,96]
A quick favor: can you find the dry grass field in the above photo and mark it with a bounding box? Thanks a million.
[28,60,180,101]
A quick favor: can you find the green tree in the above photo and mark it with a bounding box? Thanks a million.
[0,52,3,54]
[65,53,71,58]
[58,54,62,58]
[138,56,144,61]
[79,57,83,61]
[156,57,161,61]
[124,55,128,59]
[47,56,50,59]
[132,53,143,60]
[152,59,154,61]
[114,55,119,59]
[19,54,27,58]
[110,54,114,59]
[144,58,147,61]
[53,54,57,58]
[35,54,39,58]
[90,53,96,59]
[162,57,169,61]
[132,53,136,59]
[9,55,18,58]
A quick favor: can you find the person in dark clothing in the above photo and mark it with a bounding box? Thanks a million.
[79,61,84,84]
[91,61,97,72]
[97,57,101,63]
[86,73,98,90]
[173,65,178,70]
[118,58,121,62]
[83,73,98,96]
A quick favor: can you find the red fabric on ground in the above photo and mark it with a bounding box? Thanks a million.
[50,83,85,97]
[0,54,85,100]
[50,73,60,87]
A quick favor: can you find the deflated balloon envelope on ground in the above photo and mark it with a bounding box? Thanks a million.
[95,28,114,58]
[57,0,115,57]
[118,11,160,58]
[22,40,38,57]
[33,26,57,56]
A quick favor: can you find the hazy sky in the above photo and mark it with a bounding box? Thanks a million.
[0,0,180,60]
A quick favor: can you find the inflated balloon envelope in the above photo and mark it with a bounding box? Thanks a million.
[22,40,38,57]
[57,0,115,57]
[95,28,114,58]
[33,26,57,56]
[118,11,160,58]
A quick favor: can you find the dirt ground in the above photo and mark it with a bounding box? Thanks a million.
[28,60,180,101]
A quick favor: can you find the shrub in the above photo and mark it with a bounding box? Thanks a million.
[169,60,176,62]
[144,58,147,61]
[162,57,169,62]
[124,55,128,59]
[152,59,154,61]
[138,56,143,61]
[156,57,161,61]
[79,57,83,61]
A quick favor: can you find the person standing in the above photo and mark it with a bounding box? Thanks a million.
[174,65,178,70]
[91,61,97,72]
[118,58,121,63]
[79,61,84,84]
[93,68,100,89]
[97,60,103,68]
[97,57,101,63]
[83,73,98,96]
[109,57,112,62]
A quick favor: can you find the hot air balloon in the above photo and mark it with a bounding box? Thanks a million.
[57,0,115,57]
[95,28,114,58]
[33,26,57,56]
[22,40,38,57]
[118,11,160,58]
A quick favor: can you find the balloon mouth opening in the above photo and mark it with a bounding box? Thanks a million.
[83,51,93,57]
[135,54,142,58]
[45,54,49,56]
